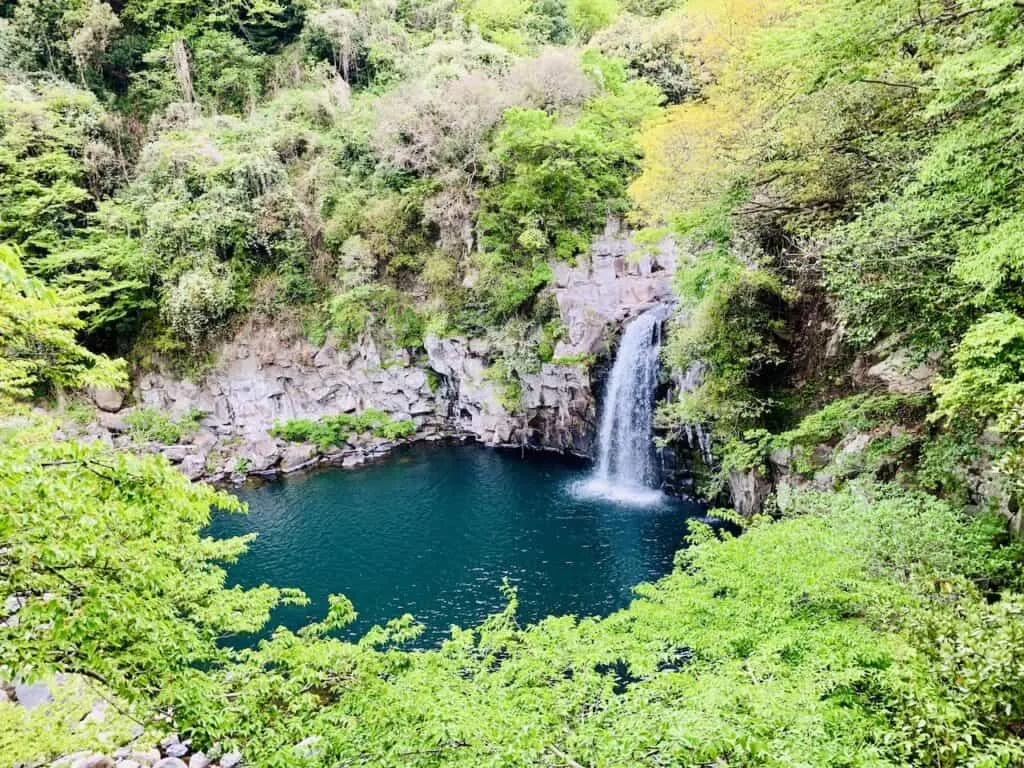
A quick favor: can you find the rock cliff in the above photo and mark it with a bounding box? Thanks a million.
[109,222,677,481]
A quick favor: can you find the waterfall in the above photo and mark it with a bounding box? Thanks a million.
[579,306,668,504]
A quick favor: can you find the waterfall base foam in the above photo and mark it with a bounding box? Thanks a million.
[570,478,667,507]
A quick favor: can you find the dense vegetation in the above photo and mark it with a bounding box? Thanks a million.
[0,0,673,371]
[641,0,1024,504]
[3,0,1024,766]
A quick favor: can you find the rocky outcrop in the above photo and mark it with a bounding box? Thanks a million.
[852,339,941,396]
[87,220,680,482]
[36,737,241,768]
[424,335,594,454]
[552,217,677,358]
[727,468,773,517]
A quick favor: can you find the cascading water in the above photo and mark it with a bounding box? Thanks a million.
[578,306,669,504]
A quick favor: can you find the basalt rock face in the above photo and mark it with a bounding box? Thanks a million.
[126,221,679,481]
[423,335,593,455]
[553,217,677,358]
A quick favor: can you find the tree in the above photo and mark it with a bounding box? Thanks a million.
[0,425,296,712]
[67,1,121,78]
[0,79,116,258]
[567,0,618,40]
[0,244,126,402]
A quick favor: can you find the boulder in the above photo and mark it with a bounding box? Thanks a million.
[96,411,128,433]
[84,423,114,446]
[292,737,324,760]
[90,386,125,413]
[187,753,210,768]
[152,760,187,768]
[409,398,434,416]
[158,736,180,751]
[403,369,427,391]
[768,446,793,472]
[162,445,189,464]
[836,432,871,456]
[179,455,206,481]
[342,453,365,468]
[130,749,161,765]
[810,443,833,470]
[280,443,318,473]
[244,438,281,472]
[51,753,90,768]
[864,346,939,395]
[71,756,114,768]
[190,429,218,450]
[728,468,772,517]
[15,680,52,709]
[218,752,242,768]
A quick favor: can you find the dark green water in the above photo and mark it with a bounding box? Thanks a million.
[210,442,704,647]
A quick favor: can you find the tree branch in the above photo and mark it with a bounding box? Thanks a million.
[550,745,589,768]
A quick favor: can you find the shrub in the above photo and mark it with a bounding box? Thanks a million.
[124,406,204,445]
[660,247,788,443]
[376,419,417,440]
[371,72,508,176]
[327,285,424,349]
[592,12,694,103]
[270,410,417,450]
[163,265,237,343]
[934,312,1024,427]
[567,0,618,40]
[124,407,182,444]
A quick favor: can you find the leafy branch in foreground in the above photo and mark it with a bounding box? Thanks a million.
[0,426,299,717]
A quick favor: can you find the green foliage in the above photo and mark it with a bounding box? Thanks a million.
[5,0,670,351]
[270,409,416,450]
[934,312,1024,427]
[0,674,148,765]
[163,263,238,343]
[10,4,1024,765]
[567,0,619,41]
[375,418,418,440]
[480,71,661,261]
[6,404,1024,768]
[777,394,922,450]
[466,70,661,323]
[536,318,564,362]
[0,423,298,716]
[327,284,425,349]
[124,405,204,444]
[0,244,126,401]
[0,80,114,256]
[660,248,787,442]
[551,351,595,367]
[649,0,1024,495]
[593,11,694,104]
